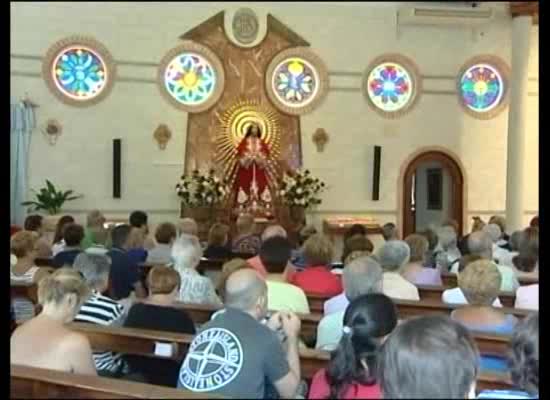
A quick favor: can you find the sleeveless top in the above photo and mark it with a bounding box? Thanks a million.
[11,266,40,323]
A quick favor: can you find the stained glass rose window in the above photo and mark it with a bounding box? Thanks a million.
[43,36,115,107]
[158,41,224,112]
[266,47,329,115]
[363,55,421,118]
[457,56,509,119]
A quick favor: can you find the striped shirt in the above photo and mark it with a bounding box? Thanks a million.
[74,291,126,373]
[11,266,39,323]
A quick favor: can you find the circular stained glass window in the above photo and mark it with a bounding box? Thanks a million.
[272,58,319,108]
[52,47,108,100]
[158,41,225,113]
[363,55,421,118]
[43,36,115,107]
[266,47,329,116]
[458,57,509,119]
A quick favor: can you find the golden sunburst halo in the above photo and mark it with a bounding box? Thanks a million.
[215,99,281,190]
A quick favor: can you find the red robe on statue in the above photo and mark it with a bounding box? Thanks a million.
[233,136,272,215]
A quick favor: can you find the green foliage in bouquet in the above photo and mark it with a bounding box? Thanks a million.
[279,169,326,209]
[176,169,230,207]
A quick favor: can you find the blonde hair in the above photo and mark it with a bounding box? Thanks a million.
[404,234,429,263]
[147,265,181,295]
[303,234,334,266]
[458,260,501,306]
[236,213,255,234]
[37,268,91,308]
[208,223,229,247]
[87,210,105,228]
[127,227,145,249]
[11,231,39,258]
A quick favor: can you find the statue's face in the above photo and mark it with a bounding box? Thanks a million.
[250,125,259,137]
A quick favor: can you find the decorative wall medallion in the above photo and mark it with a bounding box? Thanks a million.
[158,41,225,113]
[312,128,329,152]
[41,119,63,145]
[362,54,421,119]
[457,55,510,120]
[42,36,116,107]
[154,124,172,150]
[232,8,259,45]
[265,47,329,116]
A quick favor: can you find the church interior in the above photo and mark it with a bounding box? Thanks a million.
[10,2,539,399]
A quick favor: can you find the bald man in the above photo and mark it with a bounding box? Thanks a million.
[247,224,290,278]
[177,269,301,398]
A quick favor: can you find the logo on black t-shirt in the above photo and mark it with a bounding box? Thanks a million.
[179,327,243,392]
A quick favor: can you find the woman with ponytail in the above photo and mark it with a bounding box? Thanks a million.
[308,293,397,399]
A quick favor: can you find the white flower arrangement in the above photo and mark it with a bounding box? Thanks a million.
[175,169,230,207]
[279,169,326,209]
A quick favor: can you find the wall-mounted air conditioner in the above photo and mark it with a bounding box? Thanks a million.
[397,3,494,27]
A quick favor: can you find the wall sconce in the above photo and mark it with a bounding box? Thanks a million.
[154,124,172,150]
[41,119,62,145]
[312,128,329,152]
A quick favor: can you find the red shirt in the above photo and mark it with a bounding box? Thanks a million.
[308,369,382,399]
[287,266,342,297]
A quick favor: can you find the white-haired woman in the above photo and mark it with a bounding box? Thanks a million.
[172,235,222,306]
[436,226,462,273]
[376,240,420,301]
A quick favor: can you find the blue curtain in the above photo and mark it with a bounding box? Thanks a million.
[11,100,36,226]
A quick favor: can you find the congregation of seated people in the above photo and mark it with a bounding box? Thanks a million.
[10,211,539,399]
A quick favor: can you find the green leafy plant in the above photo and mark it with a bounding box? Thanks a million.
[21,180,83,215]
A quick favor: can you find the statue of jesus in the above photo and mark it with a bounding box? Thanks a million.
[232,123,273,215]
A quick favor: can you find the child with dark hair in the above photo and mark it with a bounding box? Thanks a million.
[477,313,539,399]
[309,294,397,399]
[378,315,479,399]
[52,223,84,267]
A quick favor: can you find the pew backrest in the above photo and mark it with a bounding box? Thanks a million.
[11,364,222,399]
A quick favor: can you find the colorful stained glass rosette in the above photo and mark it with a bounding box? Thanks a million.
[164,53,216,106]
[366,62,414,113]
[272,58,318,108]
[266,47,329,116]
[43,36,115,106]
[459,63,504,114]
[51,46,108,100]
[158,41,224,112]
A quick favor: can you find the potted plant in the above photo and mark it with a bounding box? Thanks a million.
[21,180,83,230]
[279,169,326,222]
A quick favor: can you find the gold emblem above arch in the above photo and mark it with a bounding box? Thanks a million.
[215,98,281,189]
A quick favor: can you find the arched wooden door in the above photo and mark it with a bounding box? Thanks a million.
[402,151,464,238]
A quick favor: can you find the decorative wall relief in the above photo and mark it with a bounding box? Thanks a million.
[153,124,172,150]
[232,8,260,45]
[265,47,329,116]
[42,36,116,107]
[41,119,63,145]
[362,54,421,119]
[157,40,225,113]
[457,55,510,120]
[312,128,328,152]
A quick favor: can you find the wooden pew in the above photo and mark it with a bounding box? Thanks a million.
[416,285,516,308]
[442,271,538,288]
[307,287,517,312]
[174,300,533,342]
[69,323,513,388]
[11,285,38,304]
[11,364,221,399]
